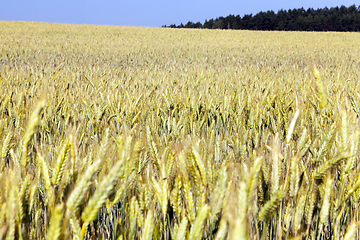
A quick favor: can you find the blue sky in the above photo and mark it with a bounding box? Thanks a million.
[1,0,358,27]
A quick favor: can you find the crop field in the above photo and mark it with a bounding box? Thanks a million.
[1,21,360,239]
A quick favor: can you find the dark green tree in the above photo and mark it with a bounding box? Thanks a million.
[163,5,360,32]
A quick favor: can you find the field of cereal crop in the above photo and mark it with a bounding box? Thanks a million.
[1,21,360,239]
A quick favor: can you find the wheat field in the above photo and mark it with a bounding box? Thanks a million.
[1,21,360,239]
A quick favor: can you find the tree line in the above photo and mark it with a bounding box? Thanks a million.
[163,5,360,31]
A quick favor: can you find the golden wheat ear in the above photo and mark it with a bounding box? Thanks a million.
[189,204,210,240]
[128,196,139,240]
[46,204,64,240]
[312,67,327,109]
[294,194,307,234]
[66,157,103,212]
[343,223,357,240]
[286,109,300,144]
[319,176,332,230]
[52,137,72,187]
[80,154,125,237]
[66,130,110,213]
[141,210,154,240]
[174,215,188,240]
[37,153,52,199]
[21,99,46,168]
[214,217,227,240]
[1,132,12,160]
[247,156,263,207]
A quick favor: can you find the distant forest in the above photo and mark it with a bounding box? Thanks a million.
[163,5,360,31]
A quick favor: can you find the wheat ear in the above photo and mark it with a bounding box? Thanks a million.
[271,133,280,196]
[319,177,332,227]
[69,213,81,240]
[46,204,64,240]
[316,123,336,162]
[247,156,263,208]
[18,175,31,222]
[52,137,71,186]
[6,182,17,240]
[189,204,209,240]
[141,210,154,240]
[191,140,207,185]
[129,197,138,240]
[174,215,188,240]
[258,190,284,222]
[211,164,228,219]
[343,223,357,240]
[290,156,300,198]
[37,153,52,196]
[286,109,300,144]
[66,157,103,212]
[1,132,12,160]
[21,99,46,167]
[81,157,124,236]
[312,152,350,182]
[214,217,227,240]
[66,131,110,212]
[349,92,360,116]
[313,67,327,108]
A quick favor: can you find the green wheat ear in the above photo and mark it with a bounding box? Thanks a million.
[312,152,350,182]
[258,190,284,222]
